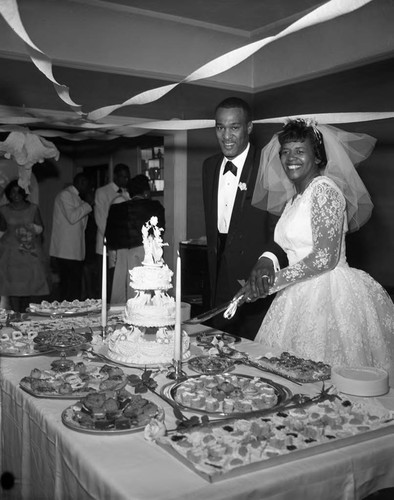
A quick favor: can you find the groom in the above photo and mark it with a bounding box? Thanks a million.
[202,97,286,339]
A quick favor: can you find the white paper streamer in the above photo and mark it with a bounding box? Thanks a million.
[0,0,374,121]
[1,0,83,112]
[88,0,373,120]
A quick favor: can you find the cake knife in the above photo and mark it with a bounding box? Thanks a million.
[182,295,244,325]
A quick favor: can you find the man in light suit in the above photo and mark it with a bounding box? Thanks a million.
[202,97,286,339]
[50,173,94,301]
[94,163,130,299]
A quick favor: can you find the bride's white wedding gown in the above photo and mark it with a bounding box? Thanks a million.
[255,176,394,372]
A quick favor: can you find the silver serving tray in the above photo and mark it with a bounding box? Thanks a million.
[27,307,101,317]
[61,402,163,434]
[161,373,292,419]
[187,355,236,375]
[0,346,55,357]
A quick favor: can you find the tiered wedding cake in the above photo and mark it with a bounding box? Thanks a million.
[107,217,190,365]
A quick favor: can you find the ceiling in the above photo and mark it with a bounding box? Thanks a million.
[0,0,393,142]
[98,0,325,33]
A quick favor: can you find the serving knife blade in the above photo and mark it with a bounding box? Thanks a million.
[183,295,243,325]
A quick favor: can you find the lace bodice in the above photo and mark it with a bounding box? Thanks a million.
[270,176,347,294]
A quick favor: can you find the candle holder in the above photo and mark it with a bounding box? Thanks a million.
[167,359,187,381]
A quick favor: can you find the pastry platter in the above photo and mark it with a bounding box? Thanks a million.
[62,389,164,434]
[161,373,292,419]
[20,362,127,399]
[157,396,394,482]
[194,331,241,346]
[26,308,101,318]
[0,328,55,357]
[253,351,331,384]
[33,329,91,350]
[27,299,102,317]
[188,355,236,375]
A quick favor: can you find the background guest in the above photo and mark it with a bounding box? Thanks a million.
[106,174,165,304]
[202,97,286,339]
[0,179,49,312]
[49,173,94,301]
[94,163,130,300]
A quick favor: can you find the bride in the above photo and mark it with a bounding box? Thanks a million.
[235,119,394,374]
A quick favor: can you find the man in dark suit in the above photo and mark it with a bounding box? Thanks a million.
[202,97,285,339]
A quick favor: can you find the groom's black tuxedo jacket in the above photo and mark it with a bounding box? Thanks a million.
[202,144,285,314]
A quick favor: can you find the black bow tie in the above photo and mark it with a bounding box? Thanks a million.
[117,188,122,194]
[223,161,237,176]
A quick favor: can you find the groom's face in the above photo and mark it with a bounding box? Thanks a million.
[215,107,253,159]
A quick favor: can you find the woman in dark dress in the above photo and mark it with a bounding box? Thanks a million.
[0,180,49,312]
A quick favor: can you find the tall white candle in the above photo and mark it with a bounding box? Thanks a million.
[174,252,181,361]
[101,237,107,329]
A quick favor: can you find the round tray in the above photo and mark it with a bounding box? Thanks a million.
[195,331,241,346]
[62,401,163,434]
[27,307,101,318]
[19,363,127,399]
[34,329,91,350]
[188,355,235,375]
[0,345,55,357]
[161,373,292,419]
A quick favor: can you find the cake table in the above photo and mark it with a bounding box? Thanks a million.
[1,322,394,500]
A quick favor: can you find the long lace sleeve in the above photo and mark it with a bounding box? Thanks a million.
[269,181,346,294]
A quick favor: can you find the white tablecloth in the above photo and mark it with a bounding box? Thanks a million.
[1,323,394,500]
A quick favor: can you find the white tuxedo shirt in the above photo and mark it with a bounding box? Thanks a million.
[50,185,92,261]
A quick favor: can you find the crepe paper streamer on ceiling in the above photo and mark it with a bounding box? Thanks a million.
[0,0,373,122]
[0,128,60,192]
[87,0,373,121]
[2,110,394,144]
[253,112,394,125]
[0,0,83,114]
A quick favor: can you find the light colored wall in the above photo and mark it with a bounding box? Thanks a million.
[252,0,394,91]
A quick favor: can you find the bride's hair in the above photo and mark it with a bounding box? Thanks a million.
[278,119,327,168]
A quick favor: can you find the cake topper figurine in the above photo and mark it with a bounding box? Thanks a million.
[142,216,168,265]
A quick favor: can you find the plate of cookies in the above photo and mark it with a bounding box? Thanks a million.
[0,328,54,356]
[62,388,164,434]
[19,361,127,398]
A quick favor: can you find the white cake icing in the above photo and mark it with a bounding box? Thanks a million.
[129,265,173,291]
[124,290,175,327]
[107,216,190,365]
[331,366,389,396]
[107,326,190,365]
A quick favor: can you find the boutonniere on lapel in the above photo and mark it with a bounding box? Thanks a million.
[238,182,247,191]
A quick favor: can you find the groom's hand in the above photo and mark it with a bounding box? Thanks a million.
[248,256,275,298]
